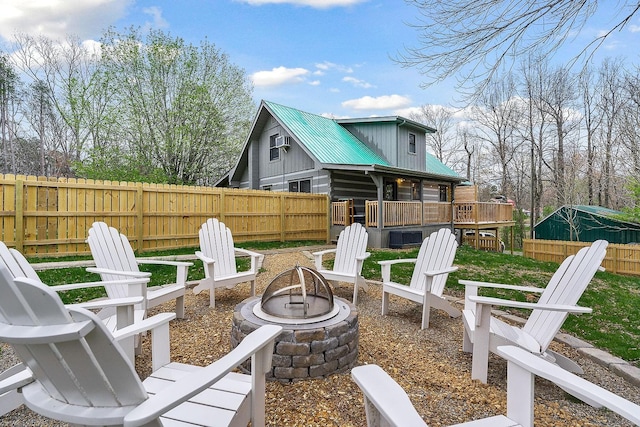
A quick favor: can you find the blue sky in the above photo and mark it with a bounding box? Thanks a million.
[1,0,639,118]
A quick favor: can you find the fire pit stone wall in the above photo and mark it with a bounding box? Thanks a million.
[231,296,359,383]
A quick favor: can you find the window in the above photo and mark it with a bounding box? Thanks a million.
[439,185,448,202]
[270,134,280,161]
[408,133,416,154]
[289,179,311,193]
[384,179,397,201]
[411,180,421,200]
[262,185,272,191]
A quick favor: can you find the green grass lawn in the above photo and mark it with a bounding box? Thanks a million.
[32,241,640,368]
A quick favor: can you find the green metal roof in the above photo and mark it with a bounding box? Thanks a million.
[426,152,461,179]
[264,101,389,166]
[573,205,621,217]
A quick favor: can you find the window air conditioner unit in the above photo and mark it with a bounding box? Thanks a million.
[275,135,290,148]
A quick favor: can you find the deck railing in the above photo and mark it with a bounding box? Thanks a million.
[333,200,513,227]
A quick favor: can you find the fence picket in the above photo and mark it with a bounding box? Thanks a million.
[0,174,328,258]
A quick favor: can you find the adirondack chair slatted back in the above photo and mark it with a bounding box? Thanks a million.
[0,242,39,281]
[0,267,147,417]
[199,218,237,278]
[87,222,141,300]
[333,223,368,275]
[409,228,458,295]
[524,240,608,350]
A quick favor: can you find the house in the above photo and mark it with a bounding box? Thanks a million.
[219,100,511,247]
[535,205,640,244]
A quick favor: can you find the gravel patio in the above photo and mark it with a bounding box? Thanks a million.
[2,249,639,426]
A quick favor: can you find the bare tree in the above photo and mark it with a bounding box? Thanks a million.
[537,66,580,205]
[579,66,602,205]
[0,54,20,174]
[399,0,640,97]
[409,104,458,164]
[595,58,626,208]
[470,75,522,197]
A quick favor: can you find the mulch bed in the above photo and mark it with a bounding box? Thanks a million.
[2,249,639,426]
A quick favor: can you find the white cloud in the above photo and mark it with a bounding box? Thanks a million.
[342,76,373,88]
[314,61,353,73]
[236,0,366,9]
[142,6,168,30]
[250,66,310,87]
[342,94,412,111]
[0,0,131,41]
[309,80,321,86]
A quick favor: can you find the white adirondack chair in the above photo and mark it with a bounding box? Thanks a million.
[0,263,175,417]
[351,345,640,427]
[192,218,264,307]
[460,240,608,383]
[313,222,370,304]
[379,228,459,329]
[87,221,192,319]
[0,241,151,336]
[0,268,282,427]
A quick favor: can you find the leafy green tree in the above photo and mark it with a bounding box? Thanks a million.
[99,27,254,185]
[616,178,640,223]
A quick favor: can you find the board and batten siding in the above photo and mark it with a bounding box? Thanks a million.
[341,123,396,164]
[341,122,427,172]
[396,125,426,172]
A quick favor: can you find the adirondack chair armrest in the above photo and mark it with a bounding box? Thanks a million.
[351,364,427,427]
[467,295,592,314]
[123,324,282,427]
[378,258,418,283]
[135,258,193,268]
[113,312,175,370]
[313,248,337,269]
[195,251,214,265]
[87,267,152,279]
[424,266,458,277]
[496,345,640,425]
[460,279,543,294]
[67,296,144,311]
[234,247,262,259]
[112,312,175,340]
[356,252,371,262]
[52,277,151,292]
[235,247,264,270]
[136,259,191,287]
[0,364,33,395]
[0,320,94,344]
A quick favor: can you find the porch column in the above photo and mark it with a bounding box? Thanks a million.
[450,183,456,228]
[370,173,384,230]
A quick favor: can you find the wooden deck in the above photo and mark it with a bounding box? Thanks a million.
[332,200,514,229]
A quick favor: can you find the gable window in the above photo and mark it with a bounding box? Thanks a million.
[289,179,311,193]
[408,133,416,154]
[439,185,448,202]
[270,134,280,161]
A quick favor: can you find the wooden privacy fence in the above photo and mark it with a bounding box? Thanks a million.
[0,174,329,258]
[523,239,640,276]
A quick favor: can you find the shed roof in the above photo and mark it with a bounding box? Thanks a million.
[264,101,389,166]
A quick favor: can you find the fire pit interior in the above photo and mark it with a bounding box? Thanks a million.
[257,265,339,323]
[232,266,359,382]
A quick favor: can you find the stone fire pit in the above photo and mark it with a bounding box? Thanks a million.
[231,266,359,383]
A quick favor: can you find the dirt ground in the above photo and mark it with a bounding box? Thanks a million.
[2,249,639,426]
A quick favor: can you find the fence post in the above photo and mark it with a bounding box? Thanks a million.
[15,178,24,253]
[280,193,286,242]
[220,190,225,223]
[136,183,144,253]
